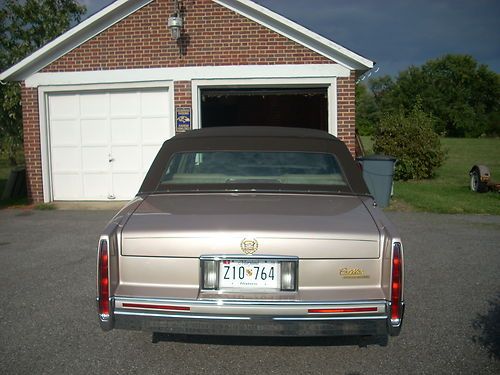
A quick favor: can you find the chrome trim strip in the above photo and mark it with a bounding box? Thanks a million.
[114,296,387,307]
[114,310,387,321]
[114,310,251,320]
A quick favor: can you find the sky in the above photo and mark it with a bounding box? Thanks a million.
[81,0,500,78]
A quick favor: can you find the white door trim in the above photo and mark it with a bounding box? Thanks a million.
[38,81,174,202]
[191,77,338,135]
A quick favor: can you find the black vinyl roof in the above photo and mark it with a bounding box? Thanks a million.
[172,126,340,141]
[139,126,369,195]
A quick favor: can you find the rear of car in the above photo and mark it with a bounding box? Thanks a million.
[97,127,404,337]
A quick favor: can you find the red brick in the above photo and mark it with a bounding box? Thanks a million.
[21,0,358,201]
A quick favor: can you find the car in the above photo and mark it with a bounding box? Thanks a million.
[97,126,404,338]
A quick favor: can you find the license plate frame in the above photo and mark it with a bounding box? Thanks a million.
[219,259,281,291]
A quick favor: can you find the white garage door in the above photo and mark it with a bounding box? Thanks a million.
[48,88,172,200]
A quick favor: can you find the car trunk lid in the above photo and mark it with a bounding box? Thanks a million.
[121,193,380,259]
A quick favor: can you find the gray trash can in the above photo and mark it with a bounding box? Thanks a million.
[357,155,396,208]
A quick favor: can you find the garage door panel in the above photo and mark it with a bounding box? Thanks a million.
[50,120,80,146]
[110,92,139,116]
[142,118,171,143]
[52,174,82,199]
[111,146,140,172]
[83,174,109,199]
[82,147,108,172]
[80,93,108,117]
[81,119,108,146]
[51,147,80,172]
[49,94,79,118]
[111,118,140,144]
[141,91,170,116]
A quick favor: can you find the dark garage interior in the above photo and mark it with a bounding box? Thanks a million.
[200,87,328,131]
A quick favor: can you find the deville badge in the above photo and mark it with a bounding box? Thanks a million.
[339,267,370,279]
[241,238,258,255]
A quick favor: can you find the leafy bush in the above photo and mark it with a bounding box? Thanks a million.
[373,105,446,180]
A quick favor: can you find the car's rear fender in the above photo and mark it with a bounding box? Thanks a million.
[97,197,143,330]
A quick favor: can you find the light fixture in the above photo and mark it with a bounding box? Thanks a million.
[167,0,183,41]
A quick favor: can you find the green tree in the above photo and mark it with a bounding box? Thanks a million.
[378,55,500,137]
[0,0,86,165]
[369,74,395,108]
[373,103,446,180]
[355,83,379,135]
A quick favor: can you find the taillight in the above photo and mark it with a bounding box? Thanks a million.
[308,307,378,314]
[123,303,190,311]
[390,242,403,322]
[98,239,110,316]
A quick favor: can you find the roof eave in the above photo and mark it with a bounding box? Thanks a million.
[0,0,374,82]
[213,0,374,71]
[0,0,153,82]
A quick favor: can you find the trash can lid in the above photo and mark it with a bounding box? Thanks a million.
[357,154,396,161]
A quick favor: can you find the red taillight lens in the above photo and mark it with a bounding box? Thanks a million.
[308,307,378,314]
[391,242,402,321]
[122,303,190,311]
[98,239,110,316]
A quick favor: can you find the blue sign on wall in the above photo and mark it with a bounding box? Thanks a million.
[176,107,192,133]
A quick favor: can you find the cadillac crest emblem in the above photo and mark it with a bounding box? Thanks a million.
[241,238,258,255]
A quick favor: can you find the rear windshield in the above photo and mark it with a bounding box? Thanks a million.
[156,151,348,191]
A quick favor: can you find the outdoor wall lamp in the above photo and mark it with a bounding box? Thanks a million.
[167,0,183,41]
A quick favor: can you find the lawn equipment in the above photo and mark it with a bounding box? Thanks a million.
[469,165,500,193]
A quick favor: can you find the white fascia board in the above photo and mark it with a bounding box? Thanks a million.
[25,64,351,87]
[0,0,153,82]
[213,0,373,71]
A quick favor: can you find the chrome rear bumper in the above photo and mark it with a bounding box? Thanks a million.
[99,297,403,337]
[114,313,389,336]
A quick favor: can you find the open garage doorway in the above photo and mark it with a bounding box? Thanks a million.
[200,87,328,131]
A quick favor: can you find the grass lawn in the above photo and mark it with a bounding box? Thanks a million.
[361,136,500,215]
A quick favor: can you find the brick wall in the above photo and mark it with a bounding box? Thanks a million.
[42,0,332,71]
[21,84,43,203]
[337,72,357,155]
[22,0,356,202]
[174,81,192,108]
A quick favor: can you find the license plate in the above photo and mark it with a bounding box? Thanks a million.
[219,259,280,290]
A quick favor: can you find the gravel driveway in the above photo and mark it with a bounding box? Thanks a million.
[0,209,498,374]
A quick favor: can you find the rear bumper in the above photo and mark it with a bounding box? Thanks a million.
[99,297,404,337]
[114,313,389,336]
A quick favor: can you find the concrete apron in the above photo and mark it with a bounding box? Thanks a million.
[53,201,127,210]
